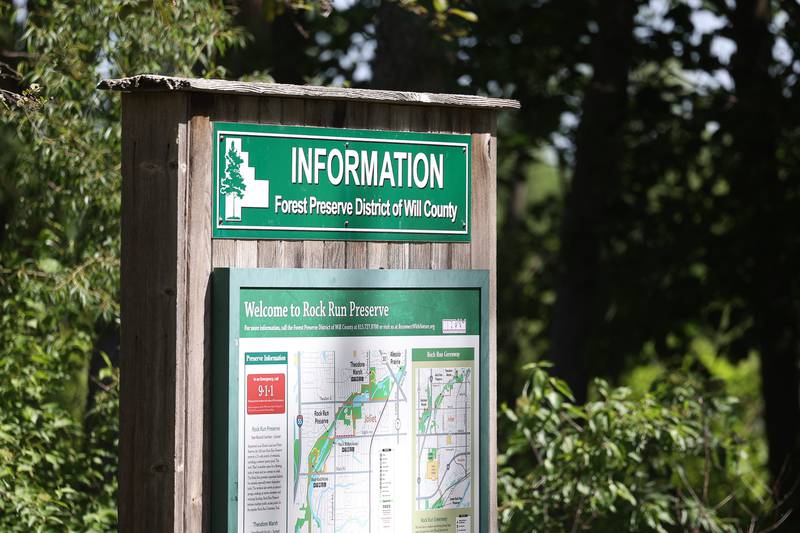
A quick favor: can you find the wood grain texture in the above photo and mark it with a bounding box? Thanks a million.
[345,241,367,269]
[257,241,277,266]
[453,107,473,134]
[344,101,370,128]
[366,243,388,269]
[173,102,189,533]
[237,95,259,124]
[258,96,282,124]
[409,244,431,269]
[278,241,304,267]
[387,244,409,269]
[304,98,338,127]
[281,97,305,126]
[99,74,520,110]
[212,239,236,268]
[368,103,390,131]
[179,93,214,533]
[213,93,238,121]
[453,108,477,269]
[302,241,324,268]
[235,240,258,267]
[119,92,187,533]
[323,241,346,268]
[431,243,451,270]
[450,244,471,269]
[470,109,498,532]
[466,123,489,266]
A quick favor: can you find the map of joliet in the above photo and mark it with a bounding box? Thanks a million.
[290,348,410,533]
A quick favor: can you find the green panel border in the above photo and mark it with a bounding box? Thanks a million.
[212,268,490,533]
[211,122,472,242]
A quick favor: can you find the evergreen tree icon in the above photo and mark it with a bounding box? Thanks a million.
[222,144,247,220]
[220,137,268,223]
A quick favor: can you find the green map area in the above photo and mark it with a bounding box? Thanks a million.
[294,365,406,532]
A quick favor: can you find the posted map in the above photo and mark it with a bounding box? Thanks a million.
[290,348,409,533]
[232,287,481,533]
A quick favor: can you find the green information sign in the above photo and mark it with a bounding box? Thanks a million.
[213,268,490,533]
[212,123,471,241]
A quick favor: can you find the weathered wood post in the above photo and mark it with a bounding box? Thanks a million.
[100,75,518,533]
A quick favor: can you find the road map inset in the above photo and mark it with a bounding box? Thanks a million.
[415,367,472,511]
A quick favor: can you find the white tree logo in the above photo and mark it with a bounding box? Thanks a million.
[221,138,268,222]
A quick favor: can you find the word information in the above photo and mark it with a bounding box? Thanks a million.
[212,123,471,241]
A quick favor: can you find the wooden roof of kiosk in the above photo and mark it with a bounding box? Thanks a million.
[98,74,520,110]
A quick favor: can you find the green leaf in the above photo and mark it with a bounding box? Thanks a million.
[37,258,61,274]
[550,377,575,401]
[447,8,478,23]
[545,390,562,408]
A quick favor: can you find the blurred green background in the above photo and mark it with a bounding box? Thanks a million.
[2,0,799,531]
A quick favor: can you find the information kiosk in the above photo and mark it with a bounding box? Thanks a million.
[101,75,518,533]
[214,269,488,533]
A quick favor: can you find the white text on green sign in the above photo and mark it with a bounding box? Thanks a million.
[212,123,471,241]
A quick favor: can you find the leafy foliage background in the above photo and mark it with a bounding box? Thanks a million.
[0,1,244,529]
[500,363,771,532]
[1,0,798,531]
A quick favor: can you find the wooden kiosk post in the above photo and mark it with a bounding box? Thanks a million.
[101,75,518,533]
